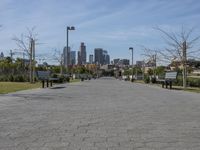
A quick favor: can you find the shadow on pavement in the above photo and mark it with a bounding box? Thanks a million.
[50,86,66,89]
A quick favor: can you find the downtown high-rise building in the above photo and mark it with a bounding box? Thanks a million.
[80,42,86,64]
[63,46,71,66]
[77,42,86,65]
[103,50,110,65]
[70,51,76,65]
[77,51,81,65]
[94,48,103,65]
[0,52,4,60]
[94,48,110,65]
[89,54,94,64]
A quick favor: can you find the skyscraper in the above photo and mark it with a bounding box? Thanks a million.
[77,51,81,65]
[0,52,4,60]
[105,55,110,65]
[80,42,86,65]
[70,51,76,65]
[63,46,71,66]
[103,50,110,65]
[94,48,103,65]
[89,54,94,64]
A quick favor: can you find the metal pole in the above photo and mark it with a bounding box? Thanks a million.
[132,49,133,82]
[32,39,35,83]
[66,27,69,67]
[129,47,134,82]
[142,60,145,80]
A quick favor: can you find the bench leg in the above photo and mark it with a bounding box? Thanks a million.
[47,80,49,87]
[162,82,164,88]
[165,81,168,88]
[42,81,45,88]
[50,81,53,87]
[169,81,172,89]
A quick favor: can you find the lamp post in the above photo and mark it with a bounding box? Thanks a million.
[66,26,75,67]
[129,47,134,82]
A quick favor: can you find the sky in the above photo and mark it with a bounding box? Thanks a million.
[0,0,200,64]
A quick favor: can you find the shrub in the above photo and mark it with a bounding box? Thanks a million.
[66,77,70,82]
[173,76,183,86]
[151,77,156,84]
[144,75,150,83]
[187,78,200,87]
[173,76,200,88]
[14,75,25,82]
[56,75,70,83]
[0,74,28,82]
[58,75,65,83]
[0,75,8,81]
[9,75,14,82]
[52,74,58,78]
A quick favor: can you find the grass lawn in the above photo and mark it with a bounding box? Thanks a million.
[0,82,41,94]
[0,79,81,94]
[70,79,81,83]
[174,86,200,93]
[134,80,200,93]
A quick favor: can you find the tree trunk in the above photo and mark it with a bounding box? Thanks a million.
[29,40,33,83]
[182,41,187,89]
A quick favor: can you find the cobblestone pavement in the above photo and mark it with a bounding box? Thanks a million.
[0,77,200,150]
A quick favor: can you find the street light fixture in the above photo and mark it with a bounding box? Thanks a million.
[129,47,134,82]
[66,26,75,67]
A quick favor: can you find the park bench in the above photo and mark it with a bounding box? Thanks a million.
[157,71,178,89]
[37,71,59,88]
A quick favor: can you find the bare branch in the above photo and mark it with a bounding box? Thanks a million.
[53,49,63,65]
[188,35,200,46]
[154,26,200,64]
[184,27,195,41]
[12,27,39,57]
[12,34,29,54]
[154,27,182,48]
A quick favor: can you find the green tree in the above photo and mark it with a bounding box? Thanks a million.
[147,68,153,76]
[155,66,165,76]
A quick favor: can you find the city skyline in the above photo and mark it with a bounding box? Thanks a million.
[0,0,200,64]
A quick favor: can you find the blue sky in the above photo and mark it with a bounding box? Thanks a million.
[0,0,200,64]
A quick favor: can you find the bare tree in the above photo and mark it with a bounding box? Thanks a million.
[53,49,64,75]
[155,26,200,88]
[13,27,38,83]
[141,46,160,77]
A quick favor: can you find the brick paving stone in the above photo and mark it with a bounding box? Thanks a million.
[0,77,200,150]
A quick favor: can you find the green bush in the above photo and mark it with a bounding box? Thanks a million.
[0,74,28,82]
[14,75,25,82]
[173,76,183,86]
[66,77,70,82]
[56,75,70,83]
[151,77,156,84]
[173,76,200,87]
[9,75,14,82]
[52,74,58,78]
[0,75,8,81]
[144,75,150,83]
[187,78,200,87]
[58,75,65,83]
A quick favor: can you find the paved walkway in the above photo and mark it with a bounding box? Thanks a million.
[0,77,200,150]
